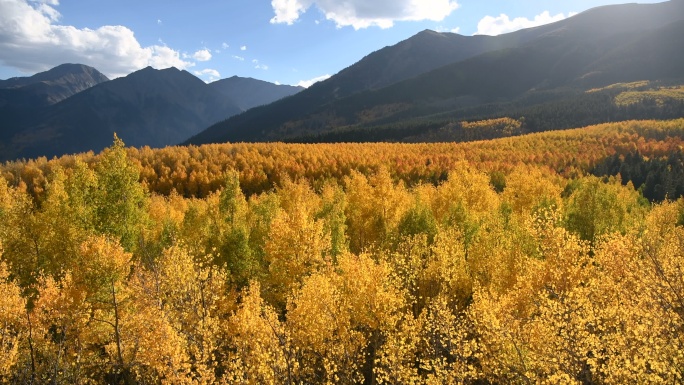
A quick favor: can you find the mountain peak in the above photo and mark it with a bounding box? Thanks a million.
[210,76,303,111]
[416,29,440,36]
[0,63,109,105]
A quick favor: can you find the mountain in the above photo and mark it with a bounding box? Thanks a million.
[188,0,684,145]
[0,64,308,161]
[1,67,242,160]
[0,63,109,107]
[0,64,110,152]
[210,76,303,111]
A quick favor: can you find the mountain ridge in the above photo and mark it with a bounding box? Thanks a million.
[0,65,305,160]
[0,63,109,106]
[187,0,684,145]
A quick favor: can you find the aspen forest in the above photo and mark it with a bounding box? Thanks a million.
[1,118,684,384]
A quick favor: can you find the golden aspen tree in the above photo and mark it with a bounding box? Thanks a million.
[179,193,222,263]
[466,213,531,295]
[122,265,191,384]
[367,167,411,248]
[226,282,299,385]
[63,159,98,233]
[263,178,330,309]
[502,165,563,216]
[286,271,366,384]
[138,190,187,265]
[148,245,234,384]
[0,258,26,382]
[415,295,479,384]
[0,181,46,291]
[344,170,377,252]
[432,162,499,223]
[73,236,188,384]
[335,252,407,384]
[376,295,478,384]
[29,273,98,385]
[384,234,431,317]
[35,168,90,279]
[423,228,472,311]
[470,210,599,383]
[345,168,410,253]
[431,164,499,264]
[374,314,422,385]
[611,201,684,382]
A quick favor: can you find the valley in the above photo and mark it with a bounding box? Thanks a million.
[0,1,683,384]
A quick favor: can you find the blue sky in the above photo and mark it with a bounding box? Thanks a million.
[0,0,665,87]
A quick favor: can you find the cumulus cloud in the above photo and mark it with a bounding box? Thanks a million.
[192,49,212,62]
[296,74,331,88]
[475,11,573,36]
[240,45,247,51]
[232,55,245,61]
[222,42,230,49]
[0,0,193,78]
[194,68,221,82]
[271,0,459,29]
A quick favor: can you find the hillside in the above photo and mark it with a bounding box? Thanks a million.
[188,0,684,145]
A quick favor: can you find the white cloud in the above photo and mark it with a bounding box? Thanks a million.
[192,49,212,62]
[252,59,269,70]
[157,19,162,25]
[296,74,331,88]
[271,0,459,30]
[232,55,245,61]
[240,45,247,51]
[475,11,571,36]
[222,42,230,49]
[436,26,460,33]
[0,0,194,78]
[194,68,221,82]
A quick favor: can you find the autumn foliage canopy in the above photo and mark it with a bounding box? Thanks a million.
[1,120,684,384]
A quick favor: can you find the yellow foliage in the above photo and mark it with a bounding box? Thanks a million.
[0,259,25,379]
[0,123,683,383]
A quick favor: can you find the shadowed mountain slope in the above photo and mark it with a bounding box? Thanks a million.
[188,0,684,145]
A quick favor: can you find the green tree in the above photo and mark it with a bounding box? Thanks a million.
[564,176,644,243]
[94,135,148,252]
[217,171,254,287]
